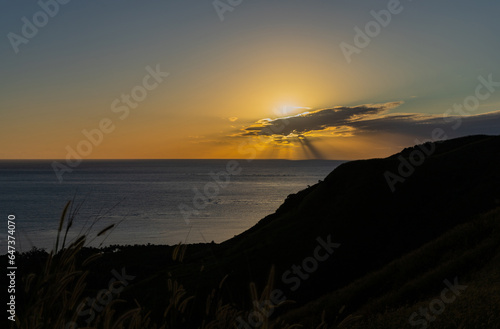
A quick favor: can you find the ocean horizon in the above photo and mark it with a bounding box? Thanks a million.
[0,159,345,253]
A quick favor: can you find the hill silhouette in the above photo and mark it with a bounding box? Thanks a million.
[107,134,499,327]
[211,135,500,304]
[8,134,500,328]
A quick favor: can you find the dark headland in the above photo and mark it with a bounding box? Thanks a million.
[7,134,500,329]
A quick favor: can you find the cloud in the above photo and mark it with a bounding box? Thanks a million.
[239,102,403,136]
[237,102,500,140]
[346,110,500,138]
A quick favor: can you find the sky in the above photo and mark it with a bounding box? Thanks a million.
[1,0,500,160]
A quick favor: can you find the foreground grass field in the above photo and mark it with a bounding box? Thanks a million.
[7,205,500,329]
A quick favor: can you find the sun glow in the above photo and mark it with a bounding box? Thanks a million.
[273,105,312,118]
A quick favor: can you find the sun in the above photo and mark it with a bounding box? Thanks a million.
[273,104,311,118]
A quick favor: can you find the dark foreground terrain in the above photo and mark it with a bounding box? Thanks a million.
[5,135,500,329]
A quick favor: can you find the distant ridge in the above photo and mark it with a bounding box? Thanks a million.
[214,134,500,310]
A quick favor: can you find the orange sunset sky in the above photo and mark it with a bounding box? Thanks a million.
[1,1,500,160]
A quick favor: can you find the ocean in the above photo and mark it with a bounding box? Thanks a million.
[0,159,344,252]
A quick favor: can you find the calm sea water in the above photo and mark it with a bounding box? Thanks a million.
[0,160,344,252]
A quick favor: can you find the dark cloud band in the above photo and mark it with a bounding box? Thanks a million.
[238,102,500,139]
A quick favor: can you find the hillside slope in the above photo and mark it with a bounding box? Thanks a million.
[281,206,500,328]
[212,135,500,311]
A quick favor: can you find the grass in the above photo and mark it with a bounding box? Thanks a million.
[8,201,327,329]
[11,203,500,328]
